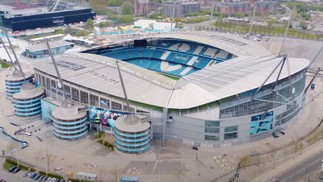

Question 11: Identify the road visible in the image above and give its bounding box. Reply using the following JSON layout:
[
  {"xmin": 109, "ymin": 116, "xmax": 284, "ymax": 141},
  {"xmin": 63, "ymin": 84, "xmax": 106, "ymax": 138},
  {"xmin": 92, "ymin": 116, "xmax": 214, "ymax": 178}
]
[{"xmin": 274, "ymin": 151, "xmax": 323, "ymax": 182}]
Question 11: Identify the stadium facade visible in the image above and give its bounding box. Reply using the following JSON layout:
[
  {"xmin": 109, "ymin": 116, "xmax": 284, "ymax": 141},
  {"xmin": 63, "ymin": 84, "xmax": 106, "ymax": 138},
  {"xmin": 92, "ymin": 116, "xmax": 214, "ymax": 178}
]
[
  {"xmin": 33, "ymin": 32, "xmax": 309, "ymax": 147},
  {"xmin": 0, "ymin": 1, "xmax": 95, "ymax": 31}
]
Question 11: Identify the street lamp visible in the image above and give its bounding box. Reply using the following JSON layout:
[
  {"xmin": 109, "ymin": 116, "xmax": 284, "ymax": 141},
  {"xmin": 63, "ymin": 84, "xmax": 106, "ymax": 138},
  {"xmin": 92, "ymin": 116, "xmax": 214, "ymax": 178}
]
[
  {"xmin": 192, "ymin": 145, "xmax": 200, "ymax": 175},
  {"xmin": 192, "ymin": 145, "xmax": 198, "ymax": 161}
]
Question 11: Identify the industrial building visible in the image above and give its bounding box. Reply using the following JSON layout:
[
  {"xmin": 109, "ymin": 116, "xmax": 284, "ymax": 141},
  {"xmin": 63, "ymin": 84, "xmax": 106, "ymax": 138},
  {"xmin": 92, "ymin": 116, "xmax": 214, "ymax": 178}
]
[{"xmin": 0, "ymin": 0, "xmax": 96, "ymax": 31}]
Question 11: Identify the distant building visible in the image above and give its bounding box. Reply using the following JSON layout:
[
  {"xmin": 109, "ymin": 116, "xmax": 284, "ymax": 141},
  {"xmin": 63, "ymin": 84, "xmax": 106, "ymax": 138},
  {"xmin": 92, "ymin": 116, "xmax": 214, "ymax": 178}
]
[
  {"xmin": 212, "ymin": 1, "xmax": 276, "ymax": 16},
  {"xmin": 255, "ymin": 1, "xmax": 277, "ymax": 15},
  {"xmin": 134, "ymin": 19, "xmax": 176, "ymax": 32},
  {"xmin": 0, "ymin": 1, "xmax": 95, "ymax": 31},
  {"xmin": 22, "ymin": 40, "xmax": 74, "ymax": 59},
  {"xmin": 134, "ymin": 0, "xmax": 150, "ymax": 16},
  {"xmin": 163, "ymin": 1, "xmax": 200, "ymax": 18},
  {"xmin": 213, "ymin": 2, "xmax": 249, "ymax": 15}
]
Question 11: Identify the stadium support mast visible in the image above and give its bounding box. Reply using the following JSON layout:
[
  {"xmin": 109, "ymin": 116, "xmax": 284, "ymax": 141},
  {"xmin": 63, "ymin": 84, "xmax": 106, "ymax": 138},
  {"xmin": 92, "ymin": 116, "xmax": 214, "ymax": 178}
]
[
  {"xmin": 0, "ymin": 37, "xmax": 17, "ymax": 71},
  {"xmin": 278, "ymin": 10, "xmax": 292, "ymax": 56},
  {"xmin": 5, "ymin": 33, "xmax": 25, "ymax": 80},
  {"xmin": 116, "ymin": 61, "xmax": 131, "ymax": 113},
  {"xmin": 251, "ymin": 55, "xmax": 293, "ymax": 106},
  {"xmin": 46, "ymin": 41, "xmax": 67, "ymax": 99}
]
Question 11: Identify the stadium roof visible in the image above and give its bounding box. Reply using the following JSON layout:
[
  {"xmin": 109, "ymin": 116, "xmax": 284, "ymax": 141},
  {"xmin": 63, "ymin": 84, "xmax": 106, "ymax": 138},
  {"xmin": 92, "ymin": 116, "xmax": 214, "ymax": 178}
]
[
  {"xmin": 33, "ymin": 32, "xmax": 309, "ymax": 109},
  {"xmin": 149, "ymin": 31, "xmax": 271, "ymax": 57},
  {"xmin": 25, "ymin": 40, "xmax": 74, "ymax": 52}
]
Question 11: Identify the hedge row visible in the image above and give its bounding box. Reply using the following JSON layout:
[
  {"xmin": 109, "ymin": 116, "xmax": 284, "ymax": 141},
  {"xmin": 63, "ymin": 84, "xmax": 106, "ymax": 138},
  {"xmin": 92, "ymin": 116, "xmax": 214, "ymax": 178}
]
[
  {"xmin": 3, "ymin": 158, "xmax": 36, "ymax": 172},
  {"xmin": 67, "ymin": 178, "xmax": 96, "ymax": 182},
  {"xmin": 39, "ymin": 170, "xmax": 64, "ymax": 179}
]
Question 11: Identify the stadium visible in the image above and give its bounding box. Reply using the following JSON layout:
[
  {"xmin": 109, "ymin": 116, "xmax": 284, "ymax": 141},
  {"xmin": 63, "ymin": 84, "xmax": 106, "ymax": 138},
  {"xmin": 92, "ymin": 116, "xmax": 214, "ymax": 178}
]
[{"xmin": 33, "ymin": 31, "xmax": 309, "ymax": 147}]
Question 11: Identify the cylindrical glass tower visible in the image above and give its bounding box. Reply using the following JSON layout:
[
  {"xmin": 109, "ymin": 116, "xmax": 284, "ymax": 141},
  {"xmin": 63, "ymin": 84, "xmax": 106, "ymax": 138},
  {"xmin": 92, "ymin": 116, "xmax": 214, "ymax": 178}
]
[
  {"xmin": 5, "ymin": 70, "xmax": 33, "ymax": 97},
  {"xmin": 114, "ymin": 115, "xmax": 151, "ymax": 154},
  {"xmin": 12, "ymin": 82, "xmax": 45, "ymax": 117},
  {"xmin": 51, "ymin": 101, "xmax": 88, "ymax": 140}
]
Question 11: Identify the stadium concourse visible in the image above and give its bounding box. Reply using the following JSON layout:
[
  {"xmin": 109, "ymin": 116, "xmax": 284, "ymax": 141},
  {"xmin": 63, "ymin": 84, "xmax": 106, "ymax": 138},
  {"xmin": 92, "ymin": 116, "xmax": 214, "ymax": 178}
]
[{"xmin": 1, "ymin": 32, "xmax": 321, "ymax": 182}]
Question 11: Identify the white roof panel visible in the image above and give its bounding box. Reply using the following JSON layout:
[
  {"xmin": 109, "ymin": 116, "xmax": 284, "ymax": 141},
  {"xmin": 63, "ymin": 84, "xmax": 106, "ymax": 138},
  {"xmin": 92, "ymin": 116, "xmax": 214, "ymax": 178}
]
[{"xmin": 33, "ymin": 33, "xmax": 309, "ymax": 109}]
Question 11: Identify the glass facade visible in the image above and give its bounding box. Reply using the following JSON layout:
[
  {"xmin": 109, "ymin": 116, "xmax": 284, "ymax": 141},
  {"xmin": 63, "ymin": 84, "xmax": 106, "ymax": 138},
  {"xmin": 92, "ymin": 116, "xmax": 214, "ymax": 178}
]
[
  {"xmin": 224, "ymin": 125, "xmax": 238, "ymax": 140},
  {"xmin": 13, "ymin": 92, "xmax": 45, "ymax": 117},
  {"xmin": 220, "ymin": 71, "xmax": 305, "ymax": 119},
  {"xmin": 5, "ymin": 76, "xmax": 33, "ymax": 97},
  {"xmin": 52, "ymin": 114, "xmax": 88, "ymax": 140},
  {"xmin": 204, "ymin": 121, "xmax": 220, "ymax": 141},
  {"xmin": 114, "ymin": 127, "xmax": 151, "ymax": 154}
]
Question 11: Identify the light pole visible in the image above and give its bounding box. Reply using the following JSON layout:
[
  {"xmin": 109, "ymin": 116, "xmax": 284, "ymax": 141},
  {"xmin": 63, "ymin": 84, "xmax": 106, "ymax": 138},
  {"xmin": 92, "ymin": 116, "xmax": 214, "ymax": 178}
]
[
  {"xmin": 192, "ymin": 145, "xmax": 200, "ymax": 176},
  {"xmin": 248, "ymin": 2, "xmax": 257, "ymax": 38}
]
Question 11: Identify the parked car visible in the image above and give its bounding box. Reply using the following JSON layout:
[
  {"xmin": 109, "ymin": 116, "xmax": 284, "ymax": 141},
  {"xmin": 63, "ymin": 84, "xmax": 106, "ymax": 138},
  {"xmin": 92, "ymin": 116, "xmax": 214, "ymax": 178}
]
[
  {"xmin": 9, "ymin": 166, "xmax": 17, "ymax": 173},
  {"xmin": 38, "ymin": 175, "xmax": 45, "ymax": 182},
  {"xmin": 31, "ymin": 173, "xmax": 38, "ymax": 179},
  {"xmin": 23, "ymin": 171, "xmax": 29, "ymax": 177},
  {"xmin": 33, "ymin": 174, "xmax": 41, "ymax": 180},
  {"xmin": 12, "ymin": 167, "xmax": 21, "ymax": 174},
  {"xmin": 41, "ymin": 176, "xmax": 48, "ymax": 182}
]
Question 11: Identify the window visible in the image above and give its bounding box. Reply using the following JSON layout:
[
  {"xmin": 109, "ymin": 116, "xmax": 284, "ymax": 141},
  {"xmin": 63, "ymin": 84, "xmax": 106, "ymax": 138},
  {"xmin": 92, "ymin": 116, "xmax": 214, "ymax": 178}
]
[
  {"xmin": 90, "ymin": 94, "xmax": 99, "ymax": 106},
  {"xmin": 205, "ymin": 135, "xmax": 219, "ymax": 141},
  {"xmin": 123, "ymin": 105, "xmax": 135, "ymax": 112},
  {"xmin": 224, "ymin": 125, "xmax": 238, "ymax": 140},
  {"xmin": 111, "ymin": 101, "xmax": 122, "ymax": 110},
  {"xmin": 41, "ymin": 76, "xmax": 45, "ymax": 88},
  {"xmin": 205, "ymin": 128, "xmax": 219, "ymax": 133},
  {"xmin": 71, "ymin": 88, "xmax": 79, "ymax": 102},
  {"xmin": 100, "ymin": 98, "xmax": 110, "ymax": 109},
  {"xmin": 46, "ymin": 78, "xmax": 50, "ymax": 90},
  {"xmin": 64, "ymin": 85, "xmax": 71, "ymax": 99},
  {"xmin": 224, "ymin": 126, "xmax": 238, "ymax": 133},
  {"xmin": 80, "ymin": 91, "xmax": 89, "ymax": 104},
  {"xmin": 224, "ymin": 133, "xmax": 237, "ymax": 140},
  {"xmin": 205, "ymin": 121, "xmax": 220, "ymax": 127},
  {"xmin": 51, "ymin": 80, "xmax": 56, "ymax": 93}
]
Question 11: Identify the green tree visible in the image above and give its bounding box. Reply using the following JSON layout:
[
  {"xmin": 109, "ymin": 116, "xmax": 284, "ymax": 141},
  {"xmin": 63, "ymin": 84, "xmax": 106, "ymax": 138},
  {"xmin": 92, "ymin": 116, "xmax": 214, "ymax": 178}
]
[
  {"xmin": 98, "ymin": 21, "xmax": 109, "ymax": 27},
  {"xmin": 107, "ymin": 0, "xmax": 123, "ymax": 6},
  {"xmin": 117, "ymin": 15, "xmax": 133, "ymax": 24},
  {"xmin": 266, "ymin": 18, "xmax": 276, "ymax": 27},
  {"xmin": 75, "ymin": 30, "xmax": 90, "ymax": 37},
  {"xmin": 85, "ymin": 18, "xmax": 93, "ymax": 30},
  {"xmin": 121, "ymin": 1, "xmax": 133, "ymax": 15},
  {"xmin": 299, "ymin": 20, "xmax": 307, "ymax": 29}
]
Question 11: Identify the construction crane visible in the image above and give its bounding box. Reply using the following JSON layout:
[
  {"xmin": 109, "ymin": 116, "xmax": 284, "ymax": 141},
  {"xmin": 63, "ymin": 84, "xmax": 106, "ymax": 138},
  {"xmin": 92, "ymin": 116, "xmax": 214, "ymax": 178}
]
[{"xmin": 49, "ymin": 0, "xmax": 61, "ymax": 12}]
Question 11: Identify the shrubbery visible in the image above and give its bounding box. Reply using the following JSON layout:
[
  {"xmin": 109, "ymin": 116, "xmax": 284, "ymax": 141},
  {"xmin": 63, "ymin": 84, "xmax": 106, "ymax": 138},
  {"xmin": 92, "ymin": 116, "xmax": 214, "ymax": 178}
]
[
  {"xmin": 39, "ymin": 171, "xmax": 64, "ymax": 179},
  {"xmin": 3, "ymin": 158, "xmax": 36, "ymax": 172}
]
